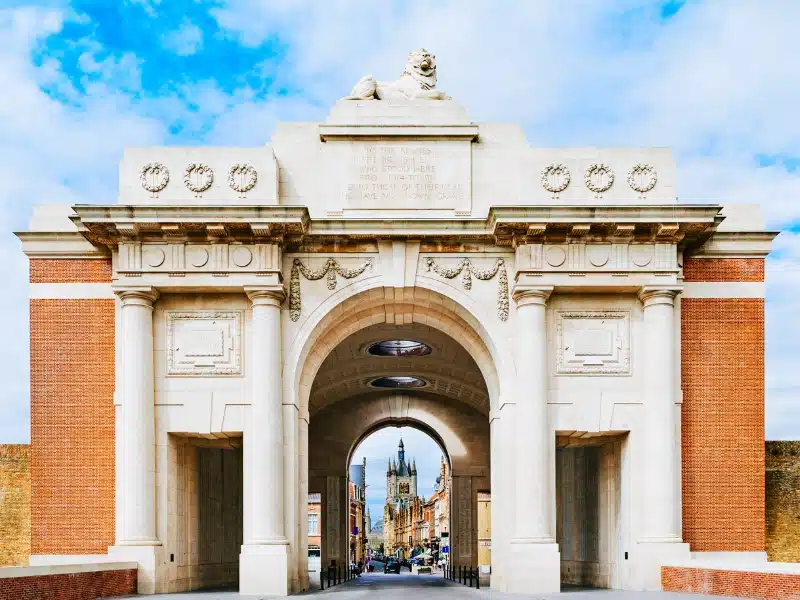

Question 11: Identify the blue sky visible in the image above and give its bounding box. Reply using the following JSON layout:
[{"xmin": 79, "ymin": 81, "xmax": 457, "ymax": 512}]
[{"xmin": 1, "ymin": 0, "xmax": 799, "ymax": 466}]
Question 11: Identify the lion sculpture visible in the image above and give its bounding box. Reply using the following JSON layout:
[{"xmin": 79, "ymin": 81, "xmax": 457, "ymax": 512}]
[{"xmin": 344, "ymin": 49, "xmax": 450, "ymax": 101}]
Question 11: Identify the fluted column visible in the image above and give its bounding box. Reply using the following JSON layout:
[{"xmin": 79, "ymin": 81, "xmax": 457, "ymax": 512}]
[
  {"xmin": 245, "ymin": 286, "xmax": 287, "ymax": 545},
  {"xmin": 511, "ymin": 285, "xmax": 554, "ymax": 543},
  {"xmin": 116, "ymin": 286, "xmax": 160, "ymax": 546},
  {"xmin": 638, "ymin": 286, "xmax": 682, "ymax": 542}
]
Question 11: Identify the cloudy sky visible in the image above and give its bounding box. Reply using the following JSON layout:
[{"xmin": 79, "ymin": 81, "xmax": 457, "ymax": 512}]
[
  {"xmin": 351, "ymin": 427, "xmax": 444, "ymax": 524},
  {"xmin": 0, "ymin": 0, "xmax": 799, "ymax": 447}
]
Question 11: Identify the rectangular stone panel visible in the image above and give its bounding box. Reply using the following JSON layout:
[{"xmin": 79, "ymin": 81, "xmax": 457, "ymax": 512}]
[
  {"xmin": 555, "ymin": 310, "xmax": 630, "ymax": 375},
  {"xmin": 166, "ymin": 311, "xmax": 243, "ymax": 376},
  {"xmin": 325, "ymin": 140, "xmax": 471, "ymax": 211}
]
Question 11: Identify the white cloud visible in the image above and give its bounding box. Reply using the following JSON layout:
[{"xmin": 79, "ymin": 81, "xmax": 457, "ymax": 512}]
[
  {"xmin": 2, "ymin": 1, "xmax": 800, "ymax": 442},
  {"xmin": 163, "ymin": 19, "xmax": 203, "ymax": 56}
]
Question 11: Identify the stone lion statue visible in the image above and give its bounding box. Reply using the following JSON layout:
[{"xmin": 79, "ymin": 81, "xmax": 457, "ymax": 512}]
[{"xmin": 344, "ymin": 49, "xmax": 451, "ymax": 101}]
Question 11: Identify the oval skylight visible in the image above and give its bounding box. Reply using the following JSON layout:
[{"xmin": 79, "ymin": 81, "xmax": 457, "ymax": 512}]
[
  {"xmin": 367, "ymin": 340, "xmax": 432, "ymax": 357},
  {"xmin": 370, "ymin": 376, "xmax": 428, "ymax": 389}
]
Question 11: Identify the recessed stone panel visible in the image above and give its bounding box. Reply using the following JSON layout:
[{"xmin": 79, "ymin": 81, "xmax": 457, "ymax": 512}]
[
  {"xmin": 555, "ymin": 310, "xmax": 630, "ymax": 375},
  {"xmin": 166, "ymin": 311, "xmax": 243, "ymax": 376}
]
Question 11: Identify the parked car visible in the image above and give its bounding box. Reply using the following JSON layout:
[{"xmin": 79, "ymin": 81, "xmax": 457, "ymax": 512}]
[{"xmin": 385, "ymin": 560, "xmax": 401, "ymax": 574}]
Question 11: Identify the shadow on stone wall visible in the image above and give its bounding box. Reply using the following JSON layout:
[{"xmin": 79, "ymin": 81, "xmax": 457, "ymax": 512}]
[{"xmin": 766, "ymin": 441, "xmax": 800, "ymax": 562}]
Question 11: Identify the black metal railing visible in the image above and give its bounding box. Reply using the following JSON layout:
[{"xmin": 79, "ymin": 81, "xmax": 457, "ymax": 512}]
[
  {"xmin": 444, "ymin": 564, "xmax": 480, "ymax": 589},
  {"xmin": 319, "ymin": 564, "xmax": 361, "ymax": 590}
]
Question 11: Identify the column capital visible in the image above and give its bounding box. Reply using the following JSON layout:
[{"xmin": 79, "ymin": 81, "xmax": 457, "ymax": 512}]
[
  {"xmin": 113, "ymin": 285, "xmax": 159, "ymax": 307},
  {"xmin": 638, "ymin": 286, "xmax": 682, "ymax": 308},
  {"xmin": 245, "ymin": 285, "xmax": 286, "ymax": 306},
  {"xmin": 512, "ymin": 284, "xmax": 553, "ymax": 307}
]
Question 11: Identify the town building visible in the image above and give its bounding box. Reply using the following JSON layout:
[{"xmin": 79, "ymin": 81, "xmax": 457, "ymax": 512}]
[
  {"xmin": 15, "ymin": 48, "xmax": 780, "ymax": 596},
  {"xmin": 383, "ymin": 440, "xmax": 450, "ymax": 560},
  {"xmin": 348, "ymin": 459, "xmax": 367, "ymax": 565}
]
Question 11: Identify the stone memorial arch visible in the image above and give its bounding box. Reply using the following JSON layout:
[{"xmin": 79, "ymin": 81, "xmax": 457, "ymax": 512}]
[{"xmin": 18, "ymin": 48, "xmax": 775, "ymax": 596}]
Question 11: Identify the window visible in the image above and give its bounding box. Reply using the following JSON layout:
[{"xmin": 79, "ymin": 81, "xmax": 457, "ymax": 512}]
[
  {"xmin": 308, "ymin": 514, "xmax": 319, "ymax": 535},
  {"xmin": 370, "ymin": 376, "xmax": 427, "ymax": 389},
  {"xmin": 367, "ymin": 340, "xmax": 432, "ymax": 357}
]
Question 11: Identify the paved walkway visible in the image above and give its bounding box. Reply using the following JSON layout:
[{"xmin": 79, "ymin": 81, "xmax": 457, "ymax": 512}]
[{"xmin": 146, "ymin": 571, "xmax": 744, "ymax": 599}]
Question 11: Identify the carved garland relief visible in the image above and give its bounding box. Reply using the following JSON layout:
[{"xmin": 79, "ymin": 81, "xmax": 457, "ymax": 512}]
[
  {"xmin": 627, "ymin": 163, "xmax": 658, "ymax": 193},
  {"xmin": 184, "ymin": 163, "xmax": 214, "ymax": 197},
  {"xmin": 584, "ymin": 163, "xmax": 615, "ymax": 194},
  {"xmin": 424, "ymin": 257, "xmax": 509, "ymax": 321},
  {"xmin": 289, "ymin": 258, "xmax": 374, "ymax": 322},
  {"xmin": 139, "ymin": 162, "xmax": 260, "ymax": 195}
]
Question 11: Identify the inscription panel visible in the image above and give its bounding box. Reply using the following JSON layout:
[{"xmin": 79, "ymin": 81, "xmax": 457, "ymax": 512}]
[
  {"xmin": 556, "ymin": 310, "xmax": 630, "ymax": 375},
  {"xmin": 166, "ymin": 311, "xmax": 243, "ymax": 376},
  {"xmin": 336, "ymin": 140, "xmax": 470, "ymax": 210}
]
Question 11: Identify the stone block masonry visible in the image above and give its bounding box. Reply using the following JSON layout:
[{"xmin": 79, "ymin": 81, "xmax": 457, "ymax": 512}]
[
  {"xmin": 29, "ymin": 259, "xmax": 115, "ymax": 554},
  {"xmin": 681, "ymin": 258, "xmax": 766, "ymax": 552},
  {"xmin": 0, "ymin": 445, "xmax": 30, "ymax": 566}
]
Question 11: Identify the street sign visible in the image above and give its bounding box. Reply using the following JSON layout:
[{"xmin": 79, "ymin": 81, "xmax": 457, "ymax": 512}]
[{"xmin": 442, "ymin": 546, "xmax": 449, "ymax": 553}]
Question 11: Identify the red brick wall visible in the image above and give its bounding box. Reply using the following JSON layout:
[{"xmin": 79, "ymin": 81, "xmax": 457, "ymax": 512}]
[
  {"xmin": 662, "ymin": 566, "xmax": 800, "ymax": 600},
  {"xmin": 29, "ymin": 259, "xmax": 115, "ymax": 554},
  {"xmin": 0, "ymin": 568, "xmax": 136, "ymax": 600},
  {"xmin": 683, "ymin": 257, "xmax": 764, "ymax": 282},
  {"xmin": 681, "ymin": 258, "xmax": 766, "ymax": 552},
  {"xmin": 30, "ymin": 259, "xmax": 112, "ymax": 283}
]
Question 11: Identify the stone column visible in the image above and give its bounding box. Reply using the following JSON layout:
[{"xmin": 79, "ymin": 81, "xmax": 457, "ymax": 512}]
[
  {"xmin": 507, "ymin": 285, "xmax": 560, "ymax": 594},
  {"xmin": 240, "ymin": 286, "xmax": 289, "ymax": 596},
  {"xmin": 636, "ymin": 286, "xmax": 689, "ymax": 589},
  {"xmin": 108, "ymin": 286, "xmax": 163, "ymax": 594}
]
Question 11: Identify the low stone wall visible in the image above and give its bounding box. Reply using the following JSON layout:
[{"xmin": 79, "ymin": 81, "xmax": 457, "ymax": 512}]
[
  {"xmin": 662, "ymin": 565, "xmax": 800, "ymax": 599},
  {"xmin": 0, "ymin": 563, "xmax": 137, "ymax": 600},
  {"xmin": 0, "ymin": 445, "xmax": 30, "ymax": 566},
  {"xmin": 766, "ymin": 441, "xmax": 800, "ymax": 562}
]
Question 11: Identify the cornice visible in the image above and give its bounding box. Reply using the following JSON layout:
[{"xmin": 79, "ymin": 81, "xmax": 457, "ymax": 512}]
[
  {"xmin": 14, "ymin": 231, "xmax": 110, "ymax": 259},
  {"xmin": 685, "ymin": 231, "xmax": 779, "ymax": 259},
  {"xmin": 55, "ymin": 202, "xmax": 734, "ymax": 251}
]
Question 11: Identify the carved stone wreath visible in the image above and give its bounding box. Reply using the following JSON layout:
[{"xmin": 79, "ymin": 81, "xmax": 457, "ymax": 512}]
[
  {"xmin": 140, "ymin": 162, "xmax": 170, "ymax": 196},
  {"xmin": 289, "ymin": 257, "xmax": 373, "ymax": 322},
  {"xmin": 584, "ymin": 163, "xmax": 615, "ymax": 193},
  {"xmin": 425, "ymin": 257, "xmax": 509, "ymax": 321},
  {"xmin": 540, "ymin": 163, "xmax": 571, "ymax": 194},
  {"xmin": 184, "ymin": 163, "xmax": 214, "ymax": 196},
  {"xmin": 626, "ymin": 163, "xmax": 658, "ymax": 193},
  {"xmin": 228, "ymin": 163, "xmax": 258, "ymax": 196}
]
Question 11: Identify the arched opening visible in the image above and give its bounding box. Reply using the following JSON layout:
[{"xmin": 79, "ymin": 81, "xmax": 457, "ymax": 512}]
[
  {"xmin": 348, "ymin": 426, "xmax": 451, "ymax": 573},
  {"xmin": 296, "ymin": 285, "xmax": 499, "ymax": 591}
]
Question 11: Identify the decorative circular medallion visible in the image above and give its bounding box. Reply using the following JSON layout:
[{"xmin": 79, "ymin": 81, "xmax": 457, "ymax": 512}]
[
  {"xmin": 144, "ymin": 247, "xmax": 165, "ymax": 268},
  {"xmin": 228, "ymin": 163, "xmax": 258, "ymax": 194},
  {"xmin": 630, "ymin": 245, "xmax": 654, "ymax": 267},
  {"xmin": 231, "ymin": 246, "xmax": 253, "ymax": 268},
  {"xmin": 184, "ymin": 163, "xmax": 214, "ymax": 194},
  {"xmin": 188, "ymin": 247, "xmax": 209, "ymax": 268},
  {"xmin": 627, "ymin": 163, "xmax": 658, "ymax": 193},
  {"xmin": 545, "ymin": 246, "xmax": 567, "ymax": 267},
  {"xmin": 587, "ymin": 245, "xmax": 610, "ymax": 267},
  {"xmin": 140, "ymin": 163, "xmax": 170, "ymax": 194},
  {"xmin": 540, "ymin": 163, "xmax": 571, "ymax": 193},
  {"xmin": 584, "ymin": 163, "xmax": 615, "ymax": 193}
]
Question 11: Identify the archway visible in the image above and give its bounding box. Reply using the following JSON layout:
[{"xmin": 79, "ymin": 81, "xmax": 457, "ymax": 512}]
[
  {"xmin": 348, "ymin": 425, "xmax": 451, "ymax": 574},
  {"xmin": 293, "ymin": 285, "xmax": 500, "ymax": 591}
]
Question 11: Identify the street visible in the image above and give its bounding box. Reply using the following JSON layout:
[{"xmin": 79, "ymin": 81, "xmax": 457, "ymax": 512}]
[{"xmin": 143, "ymin": 571, "xmax": 746, "ymax": 599}]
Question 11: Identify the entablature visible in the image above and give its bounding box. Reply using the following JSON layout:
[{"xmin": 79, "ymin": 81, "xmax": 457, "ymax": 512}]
[{"xmin": 66, "ymin": 203, "xmax": 723, "ymax": 250}]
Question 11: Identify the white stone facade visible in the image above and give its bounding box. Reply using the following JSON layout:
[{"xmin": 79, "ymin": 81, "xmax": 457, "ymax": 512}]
[{"xmin": 18, "ymin": 76, "xmax": 777, "ymax": 596}]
